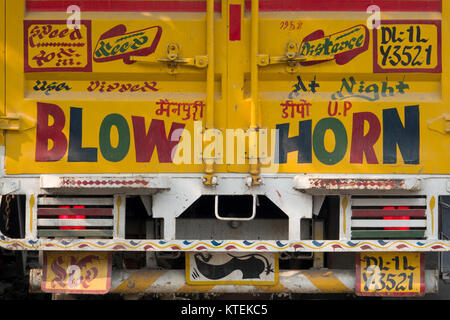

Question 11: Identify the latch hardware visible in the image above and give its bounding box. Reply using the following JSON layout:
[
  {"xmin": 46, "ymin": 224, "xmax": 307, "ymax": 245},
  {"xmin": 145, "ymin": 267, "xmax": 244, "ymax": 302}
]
[
  {"xmin": 130, "ymin": 43, "xmax": 208, "ymax": 74},
  {"xmin": 257, "ymin": 41, "xmax": 334, "ymax": 73},
  {"xmin": 0, "ymin": 116, "xmax": 21, "ymax": 131}
]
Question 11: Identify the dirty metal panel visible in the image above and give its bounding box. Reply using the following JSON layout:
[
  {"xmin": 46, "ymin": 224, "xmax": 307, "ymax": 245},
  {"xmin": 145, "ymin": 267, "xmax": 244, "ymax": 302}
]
[
  {"xmin": 176, "ymin": 218, "xmax": 288, "ymax": 240},
  {"xmin": 186, "ymin": 252, "xmax": 278, "ymax": 285},
  {"xmin": 40, "ymin": 175, "xmax": 170, "ymax": 190},
  {"xmin": 294, "ymin": 177, "xmax": 422, "ymax": 191},
  {"xmin": 3, "ymin": 0, "xmax": 449, "ymax": 176}
]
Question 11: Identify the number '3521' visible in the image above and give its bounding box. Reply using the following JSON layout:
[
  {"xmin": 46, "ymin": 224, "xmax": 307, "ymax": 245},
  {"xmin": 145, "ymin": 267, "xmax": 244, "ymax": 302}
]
[
  {"xmin": 379, "ymin": 44, "xmax": 433, "ymax": 67},
  {"xmin": 363, "ymin": 272, "xmax": 414, "ymax": 291}
]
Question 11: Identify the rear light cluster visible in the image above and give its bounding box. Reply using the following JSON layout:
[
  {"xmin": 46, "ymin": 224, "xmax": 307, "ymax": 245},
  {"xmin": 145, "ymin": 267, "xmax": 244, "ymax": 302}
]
[
  {"xmin": 37, "ymin": 195, "xmax": 115, "ymax": 238},
  {"xmin": 58, "ymin": 205, "xmax": 86, "ymax": 230},
  {"xmin": 383, "ymin": 206, "xmax": 410, "ymax": 230},
  {"xmin": 350, "ymin": 196, "xmax": 427, "ymax": 240}
]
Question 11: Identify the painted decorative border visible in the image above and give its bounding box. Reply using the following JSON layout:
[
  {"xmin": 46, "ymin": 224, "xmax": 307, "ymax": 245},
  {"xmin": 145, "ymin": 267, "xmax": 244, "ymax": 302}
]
[{"xmin": 1, "ymin": 235, "xmax": 449, "ymax": 252}]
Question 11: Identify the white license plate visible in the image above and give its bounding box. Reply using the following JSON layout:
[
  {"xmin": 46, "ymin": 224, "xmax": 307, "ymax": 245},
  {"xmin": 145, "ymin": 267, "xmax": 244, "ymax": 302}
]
[{"xmin": 186, "ymin": 252, "xmax": 278, "ymax": 285}]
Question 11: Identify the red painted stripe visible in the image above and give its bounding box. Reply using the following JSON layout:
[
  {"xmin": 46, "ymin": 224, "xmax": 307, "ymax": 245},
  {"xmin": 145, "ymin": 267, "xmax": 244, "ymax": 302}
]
[
  {"xmin": 26, "ymin": 0, "xmax": 441, "ymax": 12},
  {"xmin": 27, "ymin": 1, "xmax": 222, "ymax": 12},
  {"xmin": 251, "ymin": 0, "xmax": 441, "ymax": 12},
  {"xmin": 38, "ymin": 208, "xmax": 113, "ymax": 217},
  {"xmin": 229, "ymin": 4, "xmax": 241, "ymax": 41},
  {"xmin": 352, "ymin": 209, "xmax": 426, "ymax": 218}
]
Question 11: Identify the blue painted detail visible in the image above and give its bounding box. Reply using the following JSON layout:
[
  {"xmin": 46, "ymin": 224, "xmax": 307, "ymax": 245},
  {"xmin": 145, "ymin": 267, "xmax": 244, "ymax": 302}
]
[
  {"xmin": 276, "ymin": 241, "xmax": 288, "ymax": 247},
  {"xmin": 211, "ymin": 240, "xmax": 224, "ymax": 246},
  {"xmin": 346, "ymin": 241, "xmax": 360, "ymax": 247},
  {"xmin": 312, "ymin": 240, "xmax": 324, "ymax": 247}
]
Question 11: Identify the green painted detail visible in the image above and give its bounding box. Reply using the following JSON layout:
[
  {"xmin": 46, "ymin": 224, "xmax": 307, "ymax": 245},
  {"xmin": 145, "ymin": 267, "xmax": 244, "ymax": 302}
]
[
  {"xmin": 313, "ymin": 117, "xmax": 348, "ymax": 165},
  {"xmin": 351, "ymin": 230, "xmax": 425, "ymax": 239},
  {"xmin": 99, "ymin": 113, "xmax": 130, "ymax": 162},
  {"xmin": 38, "ymin": 229, "xmax": 113, "ymax": 238}
]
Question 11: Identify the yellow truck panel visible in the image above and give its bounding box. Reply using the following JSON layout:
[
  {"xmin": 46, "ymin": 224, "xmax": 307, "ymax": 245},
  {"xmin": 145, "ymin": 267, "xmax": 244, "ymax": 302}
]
[
  {"xmin": 1, "ymin": 0, "xmax": 450, "ymax": 298},
  {"xmin": 3, "ymin": 0, "xmax": 449, "ymax": 176},
  {"xmin": 0, "ymin": 0, "xmax": 5, "ymax": 147}
]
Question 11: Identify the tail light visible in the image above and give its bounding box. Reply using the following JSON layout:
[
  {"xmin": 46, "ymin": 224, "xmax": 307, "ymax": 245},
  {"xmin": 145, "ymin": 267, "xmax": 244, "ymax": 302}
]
[
  {"xmin": 383, "ymin": 206, "xmax": 410, "ymax": 230},
  {"xmin": 59, "ymin": 206, "xmax": 86, "ymax": 230}
]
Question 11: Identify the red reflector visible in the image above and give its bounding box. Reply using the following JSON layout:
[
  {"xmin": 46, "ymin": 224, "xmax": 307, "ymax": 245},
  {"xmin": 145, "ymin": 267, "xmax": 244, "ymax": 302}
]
[
  {"xmin": 58, "ymin": 205, "xmax": 86, "ymax": 230},
  {"xmin": 383, "ymin": 206, "xmax": 410, "ymax": 230}
]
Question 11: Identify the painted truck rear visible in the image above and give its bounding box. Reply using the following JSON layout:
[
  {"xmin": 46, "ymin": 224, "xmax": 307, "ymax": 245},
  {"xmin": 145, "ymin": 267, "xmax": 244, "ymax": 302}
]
[{"xmin": 0, "ymin": 0, "xmax": 449, "ymax": 297}]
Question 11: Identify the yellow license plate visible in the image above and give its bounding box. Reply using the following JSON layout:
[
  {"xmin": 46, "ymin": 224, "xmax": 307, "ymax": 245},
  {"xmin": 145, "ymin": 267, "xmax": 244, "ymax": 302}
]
[
  {"xmin": 186, "ymin": 252, "xmax": 278, "ymax": 285},
  {"xmin": 356, "ymin": 252, "xmax": 424, "ymax": 296},
  {"xmin": 42, "ymin": 251, "xmax": 112, "ymax": 294}
]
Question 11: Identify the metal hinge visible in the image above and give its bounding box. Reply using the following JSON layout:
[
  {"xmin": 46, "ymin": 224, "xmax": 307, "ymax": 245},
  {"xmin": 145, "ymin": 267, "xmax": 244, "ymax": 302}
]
[
  {"xmin": 257, "ymin": 41, "xmax": 334, "ymax": 73},
  {"xmin": 130, "ymin": 43, "xmax": 208, "ymax": 74}
]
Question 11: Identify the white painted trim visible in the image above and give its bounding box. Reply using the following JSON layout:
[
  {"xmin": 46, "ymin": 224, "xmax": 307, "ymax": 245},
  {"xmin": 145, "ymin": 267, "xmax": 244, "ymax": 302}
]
[
  {"xmin": 351, "ymin": 198, "xmax": 426, "ymax": 206},
  {"xmin": 37, "ymin": 219, "xmax": 113, "ymax": 227},
  {"xmin": 37, "ymin": 197, "xmax": 114, "ymax": 206},
  {"xmin": 351, "ymin": 219, "xmax": 426, "ymax": 228}
]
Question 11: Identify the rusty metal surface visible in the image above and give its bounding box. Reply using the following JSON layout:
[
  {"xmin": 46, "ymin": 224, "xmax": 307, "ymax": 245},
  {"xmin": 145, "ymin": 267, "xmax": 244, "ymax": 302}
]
[
  {"xmin": 294, "ymin": 176, "xmax": 422, "ymax": 192},
  {"xmin": 29, "ymin": 268, "xmax": 439, "ymax": 295}
]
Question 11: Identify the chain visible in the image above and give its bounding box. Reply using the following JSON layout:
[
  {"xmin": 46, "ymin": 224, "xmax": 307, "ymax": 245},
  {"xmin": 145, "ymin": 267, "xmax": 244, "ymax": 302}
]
[{"xmin": 4, "ymin": 194, "xmax": 12, "ymax": 232}]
